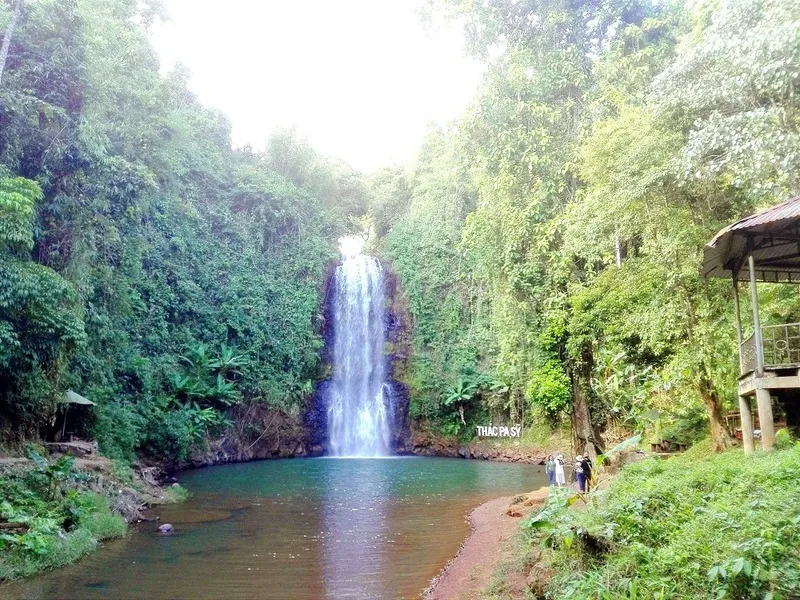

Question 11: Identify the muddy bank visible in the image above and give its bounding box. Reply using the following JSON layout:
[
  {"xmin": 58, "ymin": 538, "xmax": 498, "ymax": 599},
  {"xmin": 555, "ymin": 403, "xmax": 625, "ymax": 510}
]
[{"xmin": 426, "ymin": 487, "xmax": 549, "ymax": 600}]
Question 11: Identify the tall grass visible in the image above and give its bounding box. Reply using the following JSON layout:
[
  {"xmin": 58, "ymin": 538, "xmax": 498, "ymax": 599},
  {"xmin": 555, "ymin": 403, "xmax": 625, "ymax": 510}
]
[{"xmin": 529, "ymin": 443, "xmax": 800, "ymax": 599}]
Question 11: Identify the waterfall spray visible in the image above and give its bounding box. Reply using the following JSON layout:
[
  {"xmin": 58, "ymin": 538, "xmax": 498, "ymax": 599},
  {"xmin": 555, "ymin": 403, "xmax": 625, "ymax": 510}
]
[{"xmin": 327, "ymin": 252, "xmax": 392, "ymax": 457}]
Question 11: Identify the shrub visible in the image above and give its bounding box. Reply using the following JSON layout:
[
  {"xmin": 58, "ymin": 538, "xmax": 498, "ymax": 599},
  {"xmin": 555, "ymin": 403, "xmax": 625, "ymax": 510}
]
[
  {"xmin": 161, "ymin": 483, "xmax": 189, "ymax": 504},
  {"xmin": 91, "ymin": 400, "xmax": 144, "ymax": 462},
  {"xmin": 0, "ymin": 483, "xmax": 126, "ymax": 581},
  {"xmin": 140, "ymin": 407, "xmax": 197, "ymax": 462},
  {"xmin": 528, "ymin": 445, "xmax": 800, "ymax": 599}
]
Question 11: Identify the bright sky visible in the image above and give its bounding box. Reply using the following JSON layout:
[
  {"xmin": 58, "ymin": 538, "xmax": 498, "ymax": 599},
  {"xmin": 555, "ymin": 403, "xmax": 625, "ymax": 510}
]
[{"xmin": 150, "ymin": 0, "xmax": 484, "ymax": 172}]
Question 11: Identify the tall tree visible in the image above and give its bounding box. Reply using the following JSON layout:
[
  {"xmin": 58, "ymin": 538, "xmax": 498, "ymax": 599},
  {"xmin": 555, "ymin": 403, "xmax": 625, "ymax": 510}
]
[{"xmin": 0, "ymin": 0, "xmax": 21, "ymax": 87}]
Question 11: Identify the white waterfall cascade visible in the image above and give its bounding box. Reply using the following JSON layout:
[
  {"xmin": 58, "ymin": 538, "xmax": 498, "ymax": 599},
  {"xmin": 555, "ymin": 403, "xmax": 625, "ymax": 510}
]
[{"xmin": 327, "ymin": 252, "xmax": 392, "ymax": 457}]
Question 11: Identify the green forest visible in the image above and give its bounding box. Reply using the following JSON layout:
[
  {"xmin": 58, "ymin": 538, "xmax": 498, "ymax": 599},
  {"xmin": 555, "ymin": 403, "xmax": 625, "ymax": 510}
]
[
  {"xmin": 0, "ymin": 0, "xmax": 369, "ymax": 462},
  {"xmin": 375, "ymin": 0, "xmax": 799, "ymax": 455},
  {"xmin": 2, "ymin": 0, "xmax": 800, "ymax": 595},
  {"xmin": 2, "ymin": 0, "xmax": 800, "ymax": 460}
]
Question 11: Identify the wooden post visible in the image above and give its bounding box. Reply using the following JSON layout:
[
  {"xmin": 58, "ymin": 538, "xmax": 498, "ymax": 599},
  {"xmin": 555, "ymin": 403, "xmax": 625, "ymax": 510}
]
[
  {"xmin": 60, "ymin": 404, "xmax": 68, "ymax": 442},
  {"xmin": 738, "ymin": 395, "xmax": 755, "ymax": 455},
  {"xmin": 748, "ymin": 255, "xmax": 775, "ymax": 450},
  {"xmin": 748, "ymin": 255, "xmax": 765, "ymax": 375},
  {"xmin": 732, "ymin": 277, "xmax": 744, "ymax": 371},
  {"xmin": 733, "ymin": 275, "xmax": 755, "ymax": 454}
]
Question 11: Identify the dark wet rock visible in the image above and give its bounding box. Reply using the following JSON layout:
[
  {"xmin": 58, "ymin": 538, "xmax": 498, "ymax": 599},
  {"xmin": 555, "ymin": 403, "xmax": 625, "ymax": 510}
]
[
  {"xmin": 383, "ymin": 267, "xmax": 412, "ymax": 453},
  {"xmin": 305, "ymin": 379, "xmax": 330, "ymax": 452}
]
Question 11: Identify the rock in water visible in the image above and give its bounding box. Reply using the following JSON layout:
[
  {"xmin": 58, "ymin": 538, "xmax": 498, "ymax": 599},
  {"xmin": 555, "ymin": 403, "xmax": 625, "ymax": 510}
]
[{"xmin": 158, "ymin": 523, "xmax": 174, "ymax": 534}]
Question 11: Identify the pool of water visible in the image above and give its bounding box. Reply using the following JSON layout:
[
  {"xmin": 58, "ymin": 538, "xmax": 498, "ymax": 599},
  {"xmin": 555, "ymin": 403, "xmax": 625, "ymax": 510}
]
[{"xmin": 6, "ymin": 457, "xmax": 545, "ymax": 599}]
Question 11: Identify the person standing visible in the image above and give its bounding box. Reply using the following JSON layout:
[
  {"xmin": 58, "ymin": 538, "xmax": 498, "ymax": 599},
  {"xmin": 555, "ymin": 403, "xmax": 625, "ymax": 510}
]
[
  {"xmin": 575, "ymin": 455, "xmax": 585, "ymax": 492},
  {"xmin": 545, "ymin": 455, "xmax": 555, "ymax": 486},
  {"xmin": 555, "ymin": 454, "xmax": 566, "ymax": 487},
  {"xmin": 580, "ymin": 455, "xmax": 593, "ymax": 492}
]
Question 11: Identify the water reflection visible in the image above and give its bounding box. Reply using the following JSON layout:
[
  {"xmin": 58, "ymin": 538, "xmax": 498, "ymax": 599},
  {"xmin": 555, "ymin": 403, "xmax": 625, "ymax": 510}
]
[
  {"xmin": 3, "ymin": 457, "xmax": 547, "ymax": 600},
  {"xmin": 322, "ymin": 459, "xmax": 390, "ymax": 598}
]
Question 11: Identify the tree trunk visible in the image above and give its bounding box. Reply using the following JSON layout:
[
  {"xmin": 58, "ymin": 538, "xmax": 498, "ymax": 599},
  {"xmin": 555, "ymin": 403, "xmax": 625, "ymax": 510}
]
[
  {"xmin": 699, "ymin": 374, "xmax": 732, "ymax": 452},
  {"xmin": 570, "ymin": 344, "xmax": 605, "ymax": 460},
  {"xmin": 0, "ymin": 0, "xmax": 22, "ymax": 89}
]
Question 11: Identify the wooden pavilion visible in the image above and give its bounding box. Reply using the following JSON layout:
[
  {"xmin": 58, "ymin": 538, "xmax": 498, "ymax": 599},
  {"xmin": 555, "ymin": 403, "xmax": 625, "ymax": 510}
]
[{"xmin": 702, "ymin": 196, "xmax": 800, "ymax": 453}]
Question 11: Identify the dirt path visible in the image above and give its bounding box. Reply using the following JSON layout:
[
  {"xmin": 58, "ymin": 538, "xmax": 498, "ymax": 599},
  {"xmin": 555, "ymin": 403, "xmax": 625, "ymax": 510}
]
[{"xmin": 426, "ymin": 488, "xmax": 549, "ymax": 600}]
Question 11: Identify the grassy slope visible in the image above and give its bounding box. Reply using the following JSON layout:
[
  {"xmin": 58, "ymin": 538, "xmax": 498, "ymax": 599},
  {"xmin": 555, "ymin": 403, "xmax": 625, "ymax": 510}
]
[
  {"xmin": 486, "ymin": 441, "xmax": 800, "ymax": 599},
  {"xmin": 0, "ymin": 492, "xmax": 126, "ymax": 581}
]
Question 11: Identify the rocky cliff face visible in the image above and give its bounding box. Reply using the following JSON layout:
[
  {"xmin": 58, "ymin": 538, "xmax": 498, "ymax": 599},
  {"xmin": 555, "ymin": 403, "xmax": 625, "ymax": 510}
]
[
  {"xmin": 304, "ymin": 260, "xmax": 337, "ymax": 455},
  {"xmin": 383, "ymin": 266, "xmax": 412, "ymax": 453},
  {"xmin": 185, "ymin": 403, "xmax": 321, "ymax": 469},
  {"xmin": 186, "ymin": 258, "xmax": 544, "ymax": 469}
]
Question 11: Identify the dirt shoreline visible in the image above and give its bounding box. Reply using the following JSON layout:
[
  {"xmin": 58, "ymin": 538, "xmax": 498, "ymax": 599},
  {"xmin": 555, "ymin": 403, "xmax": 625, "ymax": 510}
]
[{"xmin": 425, "ymin": 487, "xmax": 549, "ymax": 600}]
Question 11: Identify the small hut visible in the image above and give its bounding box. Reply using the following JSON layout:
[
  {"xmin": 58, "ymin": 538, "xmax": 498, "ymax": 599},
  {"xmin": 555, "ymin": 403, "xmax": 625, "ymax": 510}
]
[
  {"xmin": 53, "ymin": 390, "xmax": 95, "ymax": 442},
  {"xmin": 702, "ymin": 196, "xmax": 800, "ymax": 452}
]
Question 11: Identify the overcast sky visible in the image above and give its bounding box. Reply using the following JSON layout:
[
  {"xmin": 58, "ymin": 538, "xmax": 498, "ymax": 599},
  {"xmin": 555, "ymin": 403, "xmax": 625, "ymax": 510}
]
[{"xmin": 150, "ymin": 0, "xmax": 484, "ymax": 172}]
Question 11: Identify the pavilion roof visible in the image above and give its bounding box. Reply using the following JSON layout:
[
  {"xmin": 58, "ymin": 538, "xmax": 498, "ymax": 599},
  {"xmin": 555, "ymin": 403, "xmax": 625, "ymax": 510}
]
[
  {"xmin": 702, "ymin": 196, "xmax": 800, "ymax": 282},
  {"xmin": 59, "ymin": 390, "xmax": 95, "ymax": 406}
]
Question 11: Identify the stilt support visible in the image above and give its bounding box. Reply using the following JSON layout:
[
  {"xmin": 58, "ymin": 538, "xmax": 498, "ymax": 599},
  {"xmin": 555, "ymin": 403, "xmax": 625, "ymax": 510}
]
[
  {"xmin": 738, "ymin": 395, "xmax": 755, "ymax": 454},
  {"xmin": 755, "ymin": 388, "xmax": 775, "ymax": 451}
]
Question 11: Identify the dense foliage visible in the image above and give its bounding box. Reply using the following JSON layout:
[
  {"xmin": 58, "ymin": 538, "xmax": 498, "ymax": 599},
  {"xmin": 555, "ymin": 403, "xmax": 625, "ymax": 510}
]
[
  {"xmin": 372, "ymin": 0, "xmax": 800, "ymax": 451},
  {"xmin": 524, "ymin": 443, "xmax": 800, "ymax": 599},
  {"xmin": 0, "ymin": 0, "xmax": 365, "ymax": 462},
  {"xmin": 0, "ymin": 454, "xmax": 127, "ymax": 580},
  {"xmin": 3, "ymin": 0, "xmax": 800, "ymax": 462}
]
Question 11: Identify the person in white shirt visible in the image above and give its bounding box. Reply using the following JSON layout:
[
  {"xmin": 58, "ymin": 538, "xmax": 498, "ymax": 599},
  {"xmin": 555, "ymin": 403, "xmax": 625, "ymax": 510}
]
[{"xmin": 555, "ymin": 454, "xmax": 566, "ymax": 487}]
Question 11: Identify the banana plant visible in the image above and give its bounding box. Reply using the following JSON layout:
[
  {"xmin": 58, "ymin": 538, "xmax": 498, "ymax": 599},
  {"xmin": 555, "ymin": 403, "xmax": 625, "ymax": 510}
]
[
  {"xmin": 28, "ymin": 451, "xmax": 75, "ymax": 501},
  {"xmin": 213, "ymin": 374, "xmax": 240, "ymax": 406},
  {"xmin": 442, "ymin": 379, "xmax": 479, "ymax": 426},
  {"xmin": 208, "ymin": 345, "xmax": 249, "ymax": 376},
  {"xmin": 178, "ymin": 343, "xmax": 211, "ymax": 372}
]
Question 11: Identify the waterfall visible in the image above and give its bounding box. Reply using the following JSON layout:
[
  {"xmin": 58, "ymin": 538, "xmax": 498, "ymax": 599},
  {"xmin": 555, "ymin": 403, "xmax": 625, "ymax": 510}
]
[{"xmin": 327, "ymin": 253, "xmax": 392, "ymax": 457}]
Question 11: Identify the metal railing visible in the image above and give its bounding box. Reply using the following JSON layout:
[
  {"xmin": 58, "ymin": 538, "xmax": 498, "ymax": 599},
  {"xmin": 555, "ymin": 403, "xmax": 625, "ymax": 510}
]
[{"xmin": 740, "ymin": 322, "xmax": 800, "ymax": 375}]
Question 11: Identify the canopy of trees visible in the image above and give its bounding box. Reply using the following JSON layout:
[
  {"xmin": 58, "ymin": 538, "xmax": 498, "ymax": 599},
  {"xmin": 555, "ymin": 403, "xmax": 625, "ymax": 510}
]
[
  {"xmin": 373, "ymin": 0, "xmax": 800, "ymax": 454},
  {"xmin": 2, "ymin": 0, "xmax": 798, "ymax": 462},
  {"xmin": 0, "ymin": 0, "xmax": 367, "ymax": 461}
]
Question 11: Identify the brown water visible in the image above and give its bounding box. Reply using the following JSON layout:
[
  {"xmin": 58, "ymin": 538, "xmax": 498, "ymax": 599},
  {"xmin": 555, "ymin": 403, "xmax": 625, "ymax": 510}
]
[{"xmin": 5, "ymin": 457, "xmax": 546, "ymax": 600}]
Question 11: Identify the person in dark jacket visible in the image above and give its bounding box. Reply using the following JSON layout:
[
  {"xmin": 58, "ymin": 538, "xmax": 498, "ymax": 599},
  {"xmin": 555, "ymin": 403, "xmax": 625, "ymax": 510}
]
[
  {"xmin": 574, "ymin": 455, "xmax": 585, "ymax": 492},
  {"xmin": 580, "ymin": 455, "xmax": 593, "ymax": 492}
]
